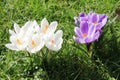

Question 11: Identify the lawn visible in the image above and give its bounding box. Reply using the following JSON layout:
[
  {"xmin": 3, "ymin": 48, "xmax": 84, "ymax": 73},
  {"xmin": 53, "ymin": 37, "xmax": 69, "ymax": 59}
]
[{"xmin": 0, "ymin": 0, "xmax": 120, "ymax": 80}]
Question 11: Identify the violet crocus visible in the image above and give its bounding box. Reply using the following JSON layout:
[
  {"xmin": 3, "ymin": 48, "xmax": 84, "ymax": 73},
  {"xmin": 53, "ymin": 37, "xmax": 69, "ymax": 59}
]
[{"xmin": 73, "ymin": 21, "xmax": 100, "ymax": 44}]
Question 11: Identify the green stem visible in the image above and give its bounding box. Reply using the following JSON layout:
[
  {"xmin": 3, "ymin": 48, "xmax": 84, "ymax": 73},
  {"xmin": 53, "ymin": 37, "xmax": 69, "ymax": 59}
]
[{"xmin": 87, "ymin": 43, "xmax": 93, "ymax": 57}]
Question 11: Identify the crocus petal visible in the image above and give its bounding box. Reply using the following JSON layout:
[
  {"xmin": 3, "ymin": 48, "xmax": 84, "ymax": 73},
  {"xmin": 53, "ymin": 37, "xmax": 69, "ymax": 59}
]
[
  {"xmin": 27, "ymin": 42, "xmax": 44, "ymax": 53},
  {"xmin": 100, "ymin": 14, "xmax": 108, "ymax": 27},
  {"xmin": 94, "ymin": 31, "xmax": 100, "ymax": 40},
  {"xmin": 96, "ymin": 22, "xmax": 102, "ymax": 30},
  {"xmin": 41, "ymin": 18, "xmax": 49, "ymax": 30},
  {"xmin": 33, "ymin": 20, "xmax": 40, "ymax": 33},
  {"xmin": 49, "ymin": 21, "xmax": 58, "ymax": 33},
  {"xmin": 53, "ymin": 38, "xmax": 63, "ymax": 51},
  {"xmin": 14, "ymin": 23, "xmax": 20, "ymax": 33},
  {"xmin": 74, "ymin": 27, "xmax": 82, "ymax": 38},
  {"xmin": 53, "ymin": 44, "xmax": 62, "ymax": 51},
  {"xmin": 74, "ymin": 17, "xmax": 79, "ymax": 26},
  {"xmin": 5, "ymin": 44, "xmax": 19, "ymax": 51},
  {"xmin": 55, "ymin": 30, "xmax": 63, "ymax": 40},
  {"xmin": 73, "ymin": 36, "xmax": 80, "ymax": 43},
  {"xmin": 79, "ymin": 17, "xmax": 88, "ymax": 21},
  {"xmin": 10, "ymin": 36, "xmax": 16, "ymax": 43},
  {"xmin": 88, "ymin": 24, "xmax": 96, "ymax": 37},
  {"xmin": 78, "ymin": 12, "xmax": 88, "ymax": 21},
  {"xmin": 80, "ymin": 21, "xmax": 88, "ymax": 34},
  {"xmin": 79, "ymin": 12, "xmax": 86, "ymax": 17},
  {"xmin": 91, "ymin": 13, "xmax": 98, "ymax": 23},
  {"xmin": 73, "ymin": 36, "xmax": 85, "ymax": 43},
  {"xmin": 21, "ymin": 21, "xmax": 32, "ymax": 31},
  {"xmin": 45, "ymin": 42, "xmax": 62, "ymax": 51},
  {"xmin": 9, "ymin": 29, "xmax": 15, "ymax": 35},
  {"xmin": 85, "ymin": 38, "xmax": 94, "ymax": 43}
]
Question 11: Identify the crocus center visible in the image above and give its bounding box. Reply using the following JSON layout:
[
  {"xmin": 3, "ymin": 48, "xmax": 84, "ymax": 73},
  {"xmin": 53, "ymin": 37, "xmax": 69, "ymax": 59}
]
[
  {"xmin": 51, "ymin": 39, "xmax": 55, "ymax": 44},
  {"xmin": 16, "ymin": 39, "xmax": 22, "ymax": 45},
  {"xmin": 43, "ymin": 25, "xmax": 49, "ymax": 34},
  {"xmin": 83, "ymin": 33, "xmax": 87, "ymax": 37},
  {"xmin": 31, "ymin": 40, "xmax": 37, "ymax": 47},
  {"xmin": 93, "ymin": 21, "xmax": 97, "ymax": 25}
]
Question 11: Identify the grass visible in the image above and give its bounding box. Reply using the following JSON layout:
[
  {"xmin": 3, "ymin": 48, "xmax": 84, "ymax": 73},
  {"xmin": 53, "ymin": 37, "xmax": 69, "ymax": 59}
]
[{"xmin": 0, "ymin": 0, "xmax": 120, "ymax": 80}]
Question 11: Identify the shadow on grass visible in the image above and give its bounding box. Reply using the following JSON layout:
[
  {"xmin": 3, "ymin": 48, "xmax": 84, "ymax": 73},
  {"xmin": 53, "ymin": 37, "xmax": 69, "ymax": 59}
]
[
  {"xmin": 93, "ymin": 23, "xmax": 120, "ymax": 79},
  {"xmin": 42, "ymin": 52, "xmax": 107, "ymax": 80}
]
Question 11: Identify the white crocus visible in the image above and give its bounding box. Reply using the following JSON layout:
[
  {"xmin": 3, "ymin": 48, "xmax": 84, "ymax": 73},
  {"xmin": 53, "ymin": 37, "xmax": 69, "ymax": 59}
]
[
  {"xmin": 26, "ymin": 33, "xmax": 44, "ymax": 53},
  {"xmin": 5, "ymin": 21, "xmax": 32, "ymax": 51},
  {"xmin": 40, "ymin": 18, "xmax": 58, "ymax": 40},
  {"xmin": 45, "ymin": 30, "xmax": 63, "ymax": 51},
  {"xmin": 26, "ymin": 21, "xmax": 45, "ymax": 53}
]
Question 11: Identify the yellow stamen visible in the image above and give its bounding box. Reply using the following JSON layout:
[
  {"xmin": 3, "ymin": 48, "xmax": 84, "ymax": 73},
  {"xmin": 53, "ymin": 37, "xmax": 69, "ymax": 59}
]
[
  {"xmin": 16, "ymin": 39, "xmax": 22, "ymax": 45},
  {"xmin": 51, "ymin": 39, "xmax": 55, "ymax": 44},
  {"xmin": 43, "ymin": 25, "xmax": 49, "ymax": 34},
  {"xmin": 31, "ymin": 40, "xmax": 37, "ymax": 47},
  {"xmin": 93, "ymin": 21, "xmax": 97, "ymax": 25},
  {"xmin": 83, "ymin": 33, "xmax": 87, "ymax": 37}
]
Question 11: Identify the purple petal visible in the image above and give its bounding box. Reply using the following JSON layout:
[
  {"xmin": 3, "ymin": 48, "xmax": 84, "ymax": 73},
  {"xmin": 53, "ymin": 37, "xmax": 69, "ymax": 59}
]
[
  {"xmin": 94, "ymin": 31, "xmax": 100, "ymax": 40},
  {"xmin": 75, "ymin": 37, "xmax": 85, "ymax": 43},
  {"xmin": 98, "ymin": 14, "xmax": 108, "ymax": 27},
  {"xmin": 88, "ymin": 23, "xmax": 96, "ymax": 37},
  {"xmin": 96, "ymin": 23, "xmax": 102, "ymax": 30},
  {"xmin": 85, "ymin": 37, "xmax": 94, "ymax": 43},
  {"xmin": 78, "ymin": 12, "xmax": 88, "ymax": 21},
  {"xmin": 74, "ymin": 17, "xmax": 79, "ymax": 25},
  {"xmin": 74, "ymin": 27, "xmax": 82, "ymax": 38},
  {"xmin": 73, "ymin": 37, "xmax": 80, "ymax": 43},
  {"xmin": 91, "ymin": 13, "xmax": 98, "ymax": 23},
  {"xmin": 79, "ymin": 17, "xmax": 88, "ymax": 22},
  {"xmin": 79, "ymin": 12, "xmax": 86, "ymax": 17},
  {"xmin": 99, "ymin": 14, "xmax": 107, "ymax": 22},
  {"xmin": 101, "ymin": 15, "xmax": 108, "ymax": 27},
  {"xmin": 80, "ymin": 21, "xmax": 88, "ymax": 34}
]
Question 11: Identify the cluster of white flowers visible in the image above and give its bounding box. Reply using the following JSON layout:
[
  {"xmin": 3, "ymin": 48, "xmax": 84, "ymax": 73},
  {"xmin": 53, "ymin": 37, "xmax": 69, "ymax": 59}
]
[{"xmin": 5, "ymin": 18, "xmax": 63, "ymax": 53}]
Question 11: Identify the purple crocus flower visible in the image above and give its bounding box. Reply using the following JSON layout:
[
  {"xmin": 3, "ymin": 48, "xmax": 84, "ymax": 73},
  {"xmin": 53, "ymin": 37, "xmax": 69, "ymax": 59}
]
[{"xmin": 73, "ymin": 21, "xmax": 100, "ymax": 44}]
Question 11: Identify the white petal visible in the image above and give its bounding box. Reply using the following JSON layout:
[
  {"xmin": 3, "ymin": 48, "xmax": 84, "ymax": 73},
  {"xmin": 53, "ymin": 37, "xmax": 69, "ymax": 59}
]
[
  {"xmin": 33, "ymin": 20, "xmax": 40, "ymax": 33},
  {"xmin": 10, "ymin": 35, "xmax": 16, "ymax": 43},
  {"xmin": 55, "ymin": 38, "xmax": 63, "ymax": 46},
  {"xmin": 45, "ymin": 43, "xmax": 54, "ymax": 51},
  {"xmin": 29, "ymin": 42, "xmax": 44, "ymax": 53},
  {"xmin": 53, "ymin": 44, "xmax": 62, "ymax": 51},
  {"xmin": 49, "ymin": 21, "xmax": 58, "ymax": 33},
  {"xmin": 9, "ymin": 29, "xmax": 15, "ymax": 35},
  {"xmin": 5, "ymin": 44, "xmax": 19, "ymax": 51},
  {"xmin": 14, "ymin": 23, "xmax": 20, "ymax": 33},
  {"xmin": 54, "ymin": 30, "xmax": 63, "ymax": 41},
  {"xmin": 41, "ymin": 18, "xmax": 49, "ymax": 30},
  {"xmin": 21, "ymin": 21, "xmax": 32, "ymax": 31},
  {"xmin": 46, "ymin": 43, "xmax": 61, "ymax": 51}
]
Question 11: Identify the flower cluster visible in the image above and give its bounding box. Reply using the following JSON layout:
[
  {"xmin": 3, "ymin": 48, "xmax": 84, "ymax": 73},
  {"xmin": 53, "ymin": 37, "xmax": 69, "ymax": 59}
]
[
  {"xmin": 5, "ymin": 18, "xmax": 63, "ymax": 53},
  {"xmin": 73, "ymin": 11, "xmax": 108, "ymax": 44}
]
